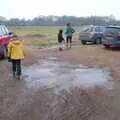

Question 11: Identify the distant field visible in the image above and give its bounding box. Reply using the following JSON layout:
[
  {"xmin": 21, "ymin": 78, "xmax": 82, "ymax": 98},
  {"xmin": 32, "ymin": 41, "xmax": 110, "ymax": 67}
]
[{"xmin": 9, "ymin": 26, "xmax": 79, "ymax": 46}]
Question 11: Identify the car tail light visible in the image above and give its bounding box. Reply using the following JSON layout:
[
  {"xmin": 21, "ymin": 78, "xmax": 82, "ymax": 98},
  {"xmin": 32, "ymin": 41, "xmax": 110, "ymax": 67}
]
[
  {"xmin": 0, "ymin": 36, "xmax": 2, "ymax": 41},
  {"xmin": 0, "ymin": 36, "xmax": 2, "ymax": 45},
  {"xmin": 116, "ymin": 32, "xmax": 120, "ymax": 36}
]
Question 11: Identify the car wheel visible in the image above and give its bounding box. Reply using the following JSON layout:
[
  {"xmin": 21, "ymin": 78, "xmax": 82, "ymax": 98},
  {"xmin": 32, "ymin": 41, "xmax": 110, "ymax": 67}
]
[
  {"xmin": 95, "ymin": 38, "xmax": 101, "ymax": 44},
  {"xmin": 0, "ymin": 46, "xmax": 7, "ymax": 59},
  {"xmin": 81, "ymin": 40, "xmax": 86, "ymax": 45}
]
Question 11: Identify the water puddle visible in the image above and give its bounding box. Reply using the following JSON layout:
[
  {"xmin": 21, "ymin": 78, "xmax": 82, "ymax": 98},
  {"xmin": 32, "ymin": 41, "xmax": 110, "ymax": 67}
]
[{"xmin": 23, "ymin": 58, "xmax": 113, "ymax": 91}]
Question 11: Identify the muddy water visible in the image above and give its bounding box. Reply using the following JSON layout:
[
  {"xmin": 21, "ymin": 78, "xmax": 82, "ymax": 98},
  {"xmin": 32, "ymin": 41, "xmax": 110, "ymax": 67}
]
[{"xmin": 23, "ymin": 58, "xmax": 113, "ymax": 91}]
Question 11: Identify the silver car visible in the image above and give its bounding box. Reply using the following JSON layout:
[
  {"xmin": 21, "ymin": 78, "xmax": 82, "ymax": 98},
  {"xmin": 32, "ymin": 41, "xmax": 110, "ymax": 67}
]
[{"xmin": 79, "ymin": 25, "xmax": 105, "ymax": 44}]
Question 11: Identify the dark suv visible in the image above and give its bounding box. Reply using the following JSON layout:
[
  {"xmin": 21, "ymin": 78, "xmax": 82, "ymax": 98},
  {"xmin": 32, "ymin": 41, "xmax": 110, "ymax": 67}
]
[
  {"xmin": 102, "ymin": 26, "xmax": 120, "ymax": 48},
  {"xmin": 79, "ymin": 25, "xmax": 105, "ymax": 44},
  {"xmin": 0, "ymin": 24, "xmax": 12, "ymax": 59}
]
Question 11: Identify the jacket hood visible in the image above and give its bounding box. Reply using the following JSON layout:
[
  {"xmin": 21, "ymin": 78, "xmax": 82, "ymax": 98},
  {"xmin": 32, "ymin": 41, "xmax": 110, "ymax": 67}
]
[{"xmin": 11, "ymin": 39, "xmax": 21, "ymax": 45}]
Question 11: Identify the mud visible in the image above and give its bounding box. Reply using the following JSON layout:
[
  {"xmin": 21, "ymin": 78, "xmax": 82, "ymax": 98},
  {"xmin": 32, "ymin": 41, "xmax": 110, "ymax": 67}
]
[
  {"xmin": 23, "ymin": 58, "xmax": 113, "ymax": 92},
  {"xmin": 0, "ymin": 45, "xmax": 120, "ymax": 120}
]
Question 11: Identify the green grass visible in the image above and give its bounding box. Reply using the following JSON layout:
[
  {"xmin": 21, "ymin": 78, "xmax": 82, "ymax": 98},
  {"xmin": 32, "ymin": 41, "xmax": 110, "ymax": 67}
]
[
  {"xmin": 9, "ymin": 26, "xmax": 63, "ymax": 36},
  {"xmin": 23, "ymin": 36, "xmax": 57, "ymax": 46},
  {"xmin": 8, "ymin": 26, "xmax": 79, "ymax": 47}
]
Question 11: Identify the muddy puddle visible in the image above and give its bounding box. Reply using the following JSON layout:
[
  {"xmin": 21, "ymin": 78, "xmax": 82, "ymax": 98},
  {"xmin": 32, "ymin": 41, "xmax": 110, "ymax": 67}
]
[{"xmin": 23, "ymin": 58, "xmax": 113, "ymax": 91}]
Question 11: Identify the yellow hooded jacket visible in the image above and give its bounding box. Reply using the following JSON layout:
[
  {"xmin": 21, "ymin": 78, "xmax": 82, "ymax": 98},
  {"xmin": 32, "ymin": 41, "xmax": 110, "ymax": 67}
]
[{"xmin": 7, "ymin": 39, "xmax": 25, "ymax": 60}]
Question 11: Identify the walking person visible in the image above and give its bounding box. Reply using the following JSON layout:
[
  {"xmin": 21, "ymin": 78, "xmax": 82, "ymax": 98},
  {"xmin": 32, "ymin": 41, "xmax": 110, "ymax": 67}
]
[
  {"xmin": 57, "ymin": 29, "xmax": 65, "ymax": 51},
  {"xmin": 65, "ymin": 23, "xmax": 75, "ymax": 48},
  {"xmin": 7, "ymin": 35, "xmax": 25, "ymax": 80}
]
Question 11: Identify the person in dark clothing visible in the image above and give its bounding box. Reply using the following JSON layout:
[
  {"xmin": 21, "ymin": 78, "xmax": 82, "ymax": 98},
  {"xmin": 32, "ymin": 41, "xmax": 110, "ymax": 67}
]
[{"xmin": 57, "ymin": 29, "xmax": 65, "ymax": 51}]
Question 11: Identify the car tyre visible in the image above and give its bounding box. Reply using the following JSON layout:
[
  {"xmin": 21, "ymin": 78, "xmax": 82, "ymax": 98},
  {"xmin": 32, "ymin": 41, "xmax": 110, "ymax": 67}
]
[
  {"xmin": 81, "ymin": 40, "xmax": 86, "ymax": 45},
  {"xmin": 104, "ymin": 44, "xmax": 110, "ymax": 48},
  {"xmin": 95, "ymin": 38, "xmax": 101, "ymax": 44},
  {"xmin": 0, "ymin": 46, "xmax": 7, "ymax": 59}
]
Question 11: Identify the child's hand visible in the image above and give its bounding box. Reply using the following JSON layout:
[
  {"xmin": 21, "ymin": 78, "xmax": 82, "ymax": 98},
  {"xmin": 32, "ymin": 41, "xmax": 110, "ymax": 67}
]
[
  {"xmin": 8, "ymin": 57, "xmax": 12, "ymax": 62},
  {"xmin": 21, "ymin": 57, "xmax": 24, "ymax": 60}
]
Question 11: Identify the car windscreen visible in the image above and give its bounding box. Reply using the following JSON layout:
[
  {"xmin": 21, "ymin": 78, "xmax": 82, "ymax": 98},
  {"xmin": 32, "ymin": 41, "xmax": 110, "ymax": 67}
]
[
  {"xmin": 105, "ymin": 27, "xmax": 120, "ymax": 35},
  {"xmin": 3, "ymin": 26, "xmax": 9, "ymax": 34},
  {"xmin": 0, "ymin": 26, "xmax": 4, "ymax": 35}
]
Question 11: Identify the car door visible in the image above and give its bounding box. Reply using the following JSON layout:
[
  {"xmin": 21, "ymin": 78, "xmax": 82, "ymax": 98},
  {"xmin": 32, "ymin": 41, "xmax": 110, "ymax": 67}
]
[
  {"xmin": 94, "ymin": 27, "xmax": 100, "ymax": 38},
  {"xmin": 79, "ymin": 26, "xmax": 93, "ymax": 41},
  {"xmin": 99, "ymin": 26, "xmax": 105, "ymax": 38},
  {"xmin": 94, "ymin": 26, "xmax": 105, "ymax": 39},
  {"xmin": 0, "ymin": 26, "xmax": 5, "ymax": 45}
]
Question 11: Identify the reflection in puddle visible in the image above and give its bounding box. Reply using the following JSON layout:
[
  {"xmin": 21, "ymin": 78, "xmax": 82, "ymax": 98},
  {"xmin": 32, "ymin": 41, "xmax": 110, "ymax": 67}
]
[{"xmin": 23, "ymin": 59, "xmax": 113, "ymax": 91}]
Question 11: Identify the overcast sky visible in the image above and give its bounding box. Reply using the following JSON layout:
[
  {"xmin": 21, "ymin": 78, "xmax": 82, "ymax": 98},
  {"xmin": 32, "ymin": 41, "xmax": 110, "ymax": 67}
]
[{"xmin": 0, "ymin": 0, "xmax": 120, "ymax": 19}]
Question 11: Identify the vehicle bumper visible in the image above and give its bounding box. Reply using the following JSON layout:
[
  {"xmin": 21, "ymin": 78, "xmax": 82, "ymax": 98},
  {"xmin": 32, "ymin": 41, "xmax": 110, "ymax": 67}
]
[
  {"xmin": 110, "ymin": 41, "xmax": 120, "ymax": 47},
  {"xmin": 102, "ymin": 40, "xmax": 120, "ymax": 47}
]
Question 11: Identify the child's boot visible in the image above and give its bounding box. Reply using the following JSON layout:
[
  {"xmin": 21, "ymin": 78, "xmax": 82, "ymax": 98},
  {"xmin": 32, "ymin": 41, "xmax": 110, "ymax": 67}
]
[
  {"xmin": 59, "ymin": 47, "xmax": 63, "ymax": 51},
  {"xmin": 13, "ymin": 72, "xmax": 16, "ymax": 78},
  {"xmin": 66, "ymin": 43, "xmax": 68, "ymax": 49},
  {"xmin": 17, "ymin": 75, "xmax": 21, "ymax": 80},
  {"xmin": 70, "ymin": 43, "xmax": 72, "ymax": 48}
]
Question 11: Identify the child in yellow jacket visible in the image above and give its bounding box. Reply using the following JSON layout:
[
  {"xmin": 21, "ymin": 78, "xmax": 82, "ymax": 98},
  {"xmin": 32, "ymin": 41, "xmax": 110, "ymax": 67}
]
[{"xmin": 7, "ymin": 35, "xmax": 25, "ymax": 80}]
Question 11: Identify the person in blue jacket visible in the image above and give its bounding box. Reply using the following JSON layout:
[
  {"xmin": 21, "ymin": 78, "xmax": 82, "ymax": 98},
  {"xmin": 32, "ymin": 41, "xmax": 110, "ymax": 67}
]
[{"xmin": 65, "ymin": 23, "xmax": 75, "ymax": 48}]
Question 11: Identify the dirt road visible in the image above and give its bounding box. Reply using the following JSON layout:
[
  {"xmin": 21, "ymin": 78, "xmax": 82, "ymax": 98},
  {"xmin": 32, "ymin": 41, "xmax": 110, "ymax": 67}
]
[{"xmin": 1, "ymin": 43, "xmax": 120, "ymax": 120}]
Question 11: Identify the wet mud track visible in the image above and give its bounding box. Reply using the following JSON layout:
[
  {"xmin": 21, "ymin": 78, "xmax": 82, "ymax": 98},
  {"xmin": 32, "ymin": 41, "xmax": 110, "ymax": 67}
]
[{"xmin": 23, "ymin": 57, "xmax": 113, "ymax": 92}]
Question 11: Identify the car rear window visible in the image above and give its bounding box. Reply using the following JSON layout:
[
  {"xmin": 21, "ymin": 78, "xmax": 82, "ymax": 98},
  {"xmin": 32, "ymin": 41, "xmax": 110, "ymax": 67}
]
[{"xmin": 105, "ymin": 27, "xmax": 120, "ymax": 35}]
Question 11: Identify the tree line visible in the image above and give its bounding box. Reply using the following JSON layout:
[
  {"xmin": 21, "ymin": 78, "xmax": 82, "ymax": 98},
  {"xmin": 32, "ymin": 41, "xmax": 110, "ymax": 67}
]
[{"xmin": 0, "ymin": 15, "xmax": 120, "ymax": 26}]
